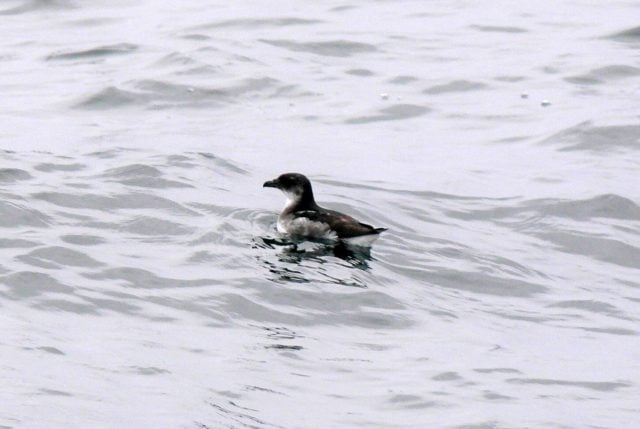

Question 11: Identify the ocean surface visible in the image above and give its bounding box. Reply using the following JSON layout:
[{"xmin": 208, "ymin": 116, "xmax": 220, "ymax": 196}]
[{"xmin": 1, "ymin": 1, "xmax": 639, "ymax": 428}]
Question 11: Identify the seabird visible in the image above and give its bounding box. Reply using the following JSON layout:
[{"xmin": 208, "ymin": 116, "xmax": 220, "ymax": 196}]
[{"xmin": 263, "ymin": 173, "xmax": 387, "ymax": 246}]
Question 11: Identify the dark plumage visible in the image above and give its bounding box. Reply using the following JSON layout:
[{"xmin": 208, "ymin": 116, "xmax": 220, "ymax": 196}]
[{"xmin": 263, "ymin": 173, "xmax": 386, "ymax": 246}]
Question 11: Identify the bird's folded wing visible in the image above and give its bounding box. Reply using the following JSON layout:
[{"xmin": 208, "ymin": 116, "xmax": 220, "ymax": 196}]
[{"xmin": 292, "ymin": 210, "xmax": 379, "ymax": 238}]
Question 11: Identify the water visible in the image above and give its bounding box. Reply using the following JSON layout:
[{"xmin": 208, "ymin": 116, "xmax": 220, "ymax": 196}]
[{"xmin": 1, "ymin": 1, "xmax": 639, "ymax": 428}]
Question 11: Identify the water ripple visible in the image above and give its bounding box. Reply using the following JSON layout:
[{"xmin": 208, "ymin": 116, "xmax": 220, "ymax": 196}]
[
  {"xmin": 46, "ymin": 43, "xmax": 138, "ymax": 61},
  {"xmin": 193, "ymin": 17, "xmax": 322, "ymax": 30},
  {"xmin": 75, "ymin": 77, "xmax": 310, "ymax": 110},
  {"xmin": 261, "ymin": 39, "xmax": 378, "ymax": 57},
  {"xmin": 345, "ymin": 104, "xmax": 430, "ymax": 124},
  {"xmin": 541, "ymin": 121, "xmax": 640, "ymax": 152}
]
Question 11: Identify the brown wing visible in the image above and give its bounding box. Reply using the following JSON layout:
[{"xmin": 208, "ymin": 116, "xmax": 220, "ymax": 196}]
[{"xmin": 292, "ymin": 209, "xmax": 382, "ymax": 238}]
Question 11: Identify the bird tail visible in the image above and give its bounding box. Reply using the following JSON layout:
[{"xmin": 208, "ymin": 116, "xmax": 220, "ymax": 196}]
[{"xmin": 374, "ymin": 227, "xmax": 388, "ymax": 234}]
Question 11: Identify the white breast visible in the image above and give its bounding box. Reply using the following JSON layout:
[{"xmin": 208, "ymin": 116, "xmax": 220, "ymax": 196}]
[{"xmin": 278, "ymin": 216, "xmax": 337, "ymax": 240}]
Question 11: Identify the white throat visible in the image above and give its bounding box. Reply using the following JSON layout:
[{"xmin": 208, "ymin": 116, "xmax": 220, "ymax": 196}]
[{"xmin": 282, "ymin": 189, "xmax": 301, "ymax": 210}]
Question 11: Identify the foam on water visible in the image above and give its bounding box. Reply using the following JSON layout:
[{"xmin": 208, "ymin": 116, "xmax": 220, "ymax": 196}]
[{"xmin": 1, "ymin": 1, "xmax": 639, "ymax": 428}]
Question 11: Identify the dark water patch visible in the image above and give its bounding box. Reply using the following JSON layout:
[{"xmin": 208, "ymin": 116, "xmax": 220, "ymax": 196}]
[
  {"xmin": 474, "ymin": 368, "xmax": 522, "ymax": 374},
  {"xmin": 180, "ymin": 33, "xmax": 211, "ymax": 41},
  {"xmin": 207, "ymin": 401, "xmax": 283, "ymax": 429},
  {"xmin": 75, "ymin": 86, "xmax": 144, "ymax": 109},
  {"xmin": 154, "ymin": 52, "xmax": 200, "ymax": 67},
  {"xmin": 411, "ymin": 268, "xmax": 547, "ymax": 298},
  {"xmin": 495, "ymin": 135, "xmax": 534, "ymax": 144},
  {"xmin": 0, "ymin": 168, "xmax": 31, "ymax": 182},
  {"xmin": 258, "ymin": 285, "xmax": 405, "ymax": 312},
  {"xmin": 258, "ymin": 325, "xmax": 299, "ymax": 340},
  {"xmin": 129, "ymin": 366, "xmax": 170, "ymax": 375},
  {"xmin": 0, "ymin": 271, "xmax": 73, "ymax": 298},
  {"xmin": 137, "ymin": 77, "xmax": 274, "ymax": 100},
  {"xmin": 264, "ymin": 344, "xmax": 303, "ymax": 351},
  {"xmin": 477, "ymin": 253, "xmax": 543, "ymax": 278},
  {"xmin": 34, "ymin": 162, "xmax": 84, "ymax": 172},
  {"xmin": 494, "ymin": 75, "xmax": 526, "ymax": 82},
  {"xmin": 0, "ymin": 238, "xmax": 39, "ymax": 248},
  {"xmin": 453, "ymin": 421, "xmax": 501, "ymax": 429},
  {"xmin": 507, "ymin": 378, "xmax": 630, "ymax": 392},
  {"xmin": 388, "ymin": 393, "xmax": 422, "ymax": 403},
  {"xmin": 0, "ymin": 0, "xmax": 75, "ymax": 15},
  {"xmin": 535, "ymin": 194, "xmax": 640, "ymax": 221},
  {"xmin": 103, "ymin": 163, "xmax": 193, "ymax": 188},
  {"xmin": 482, "ymin": 391, "xmax": 513, "ymax": 400},
  {"xmin": 330, "ymin": 5, "xmax": 358, "ymax": 12},
  {"xmin": 387, "ymin": 394, "xmax": 438, "ymax": 409},
  {"xmin": 432, "ymin": 371, "xmax": 462, "ymax": 381},
  {"xmin": 140, "ymin": 295, "xmax": 224, "ymax": 322},
  {"xmin": 230, "ymin": 208, "xmax": 273, "ymax": 225},
  {"xmin": 607, "ymin": 25, "xmax": 640, "ymax": 42},
  {"xmin": 103, "ymin": 163, "xmax": 162, "ymax": 178},
  {"xmin": 86, "ymin": 148, "xmax": 129, "ymax": 159},
  {"xmin": 620, "ymin": 279, "xmax": 640, "ymax": 289},
  {"xmin": 65, "ymin": 17, "xmax": 120, "ymax": 27},
  {"xmin": 37, "ymin": 388, "xmax": 73, "ymax": 397},
  {"xmin": 316, "ymin": 178, "xmax": 490, "ymax": 202},
  {"xmin": 18, "ymin": 246, "xmax": 103, "ymax": 268},
  {"xmin": 548, "ymin": 299, "xmax": 623, "ymax": 318},
  {"xmin": 117, "ymin": 177, "xmax": 193, "ymax": 189},
  {"xmin": 446, "ymin": 112, "xmax": 525, "ymax": 122},
  {"xmin": 541, "ymin": 121, "xmax": 640, "ymax": 152},
  {"xmin": 190, "ymin": 231, "xmax": 233, "ymax": 246},
  {"xmin": 81, "ymin": 296, "xmax": 141, "ymax": 315},
  {"xmin": 55, "ymin": 211, "xmax": 94, "ymax": 222},
  {"xmin": 388, "ymin": 75, "xmax": 419, "ymax": 84},
  {"xmin": 470, "ymin": 25, "xmax": 527, "ymax": 33},
  {"xmin": 345, "ymin": 104, "xmax": 429, "ymax": 124},
  {"xmin": 34, "ymin": 191, "xmax": 198, "ymax": 215},
  {"xmin": 565, "ymin": 65, "xmax": 640, "ymax": 85},
  {"xmin": 60, "ymin": 234, "xmax": 105, "ymax": 246},
  {"xmin": 540, "ymin": 65, "xmax": 559, "ymax": 75},
  {"xmin": 120, "ymin": 216, "xmax": 194, "ymax": 236},
  {"xmin": 194, "ymin": 17, "xmax": 321, "ymax": 30},
  {"xmin": 213, "ymin": 293, "xmax": 306, "ymax": 325},
  {"xmin": 76, "ymin": 77, "xmax": 297, "ymax": 110},
  {"xmin": 424, "ymin": 80, "xmax": 487, "ymax": 94},
  {"xmin": 217, "ymin": 291, "xmax": 411, "ymax": 329},
  {"xmin": 16, "ymin": 254, "xmax": 55, "ymax": 269},
  {"xmin": 0, "ymin": 201, "xmax": 50, "ymax": 227},
  {"xmin": 85, "ymin": 267, "xmax": 215, "ymax": 289},
  {"xmin": 261, "ymin": 39, "xmax": 377, "ymax": 57},
  {"xmin": 491, "ymin": 310, "xmax": 555, "ymax": 323},
  {"xmin": 188, "ymin": 202, "xmax": 236, "ymax": 217},
  {"xmin": 536, "ymin": 231, "xmax": 640, "ymax": 269},
  {"xmin": 164, "ymin": 154, "xmax": 196, "ymax": 166},
  {"xmin": 197, "ymin": 152, "xmax": 248, "ymax": 175},
  {"xmin": 46, "ymin": 43, "xmax": 138, "ymax": 61},
  {"xmin": 578, "ymin": 326, "xmax": 637, "ymax": 336},
  {"xmin": 35, "ymin": 346, "xmax": 65, "ymax": 355},
  {"xmin": 176, "ymin": 65, "xmax": 220, "ymax": 76},
  {"xmin": 615, "ymin": 224, "xmax": 640, "ymax": 237},
  {"xmin": 35, "ymin": 298, "xmax": 98, "ymax": 314},
  {"xmin": 345, "ymin": 68, "xmax": 374, "ymax": 77},
  {"xmin": 449, "ymin": 194, "xmax": 640, "ymax": 222}
]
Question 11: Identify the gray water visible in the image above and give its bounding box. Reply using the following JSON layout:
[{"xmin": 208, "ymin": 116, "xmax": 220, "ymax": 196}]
[{"xmin": 1, "ymin": 1, "xmax": 639, "ymax": 428}]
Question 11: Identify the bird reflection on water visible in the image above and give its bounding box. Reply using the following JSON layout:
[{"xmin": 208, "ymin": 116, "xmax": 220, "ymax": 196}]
[{"xmin": 253, "ymin": 236, "xmax": 374, "ymax": 286}]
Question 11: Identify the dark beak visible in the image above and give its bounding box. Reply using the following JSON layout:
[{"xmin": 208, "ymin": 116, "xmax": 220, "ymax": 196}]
[{"xmin": 263, "ymin": 179, "xmax": 279, "ymax": 188}]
